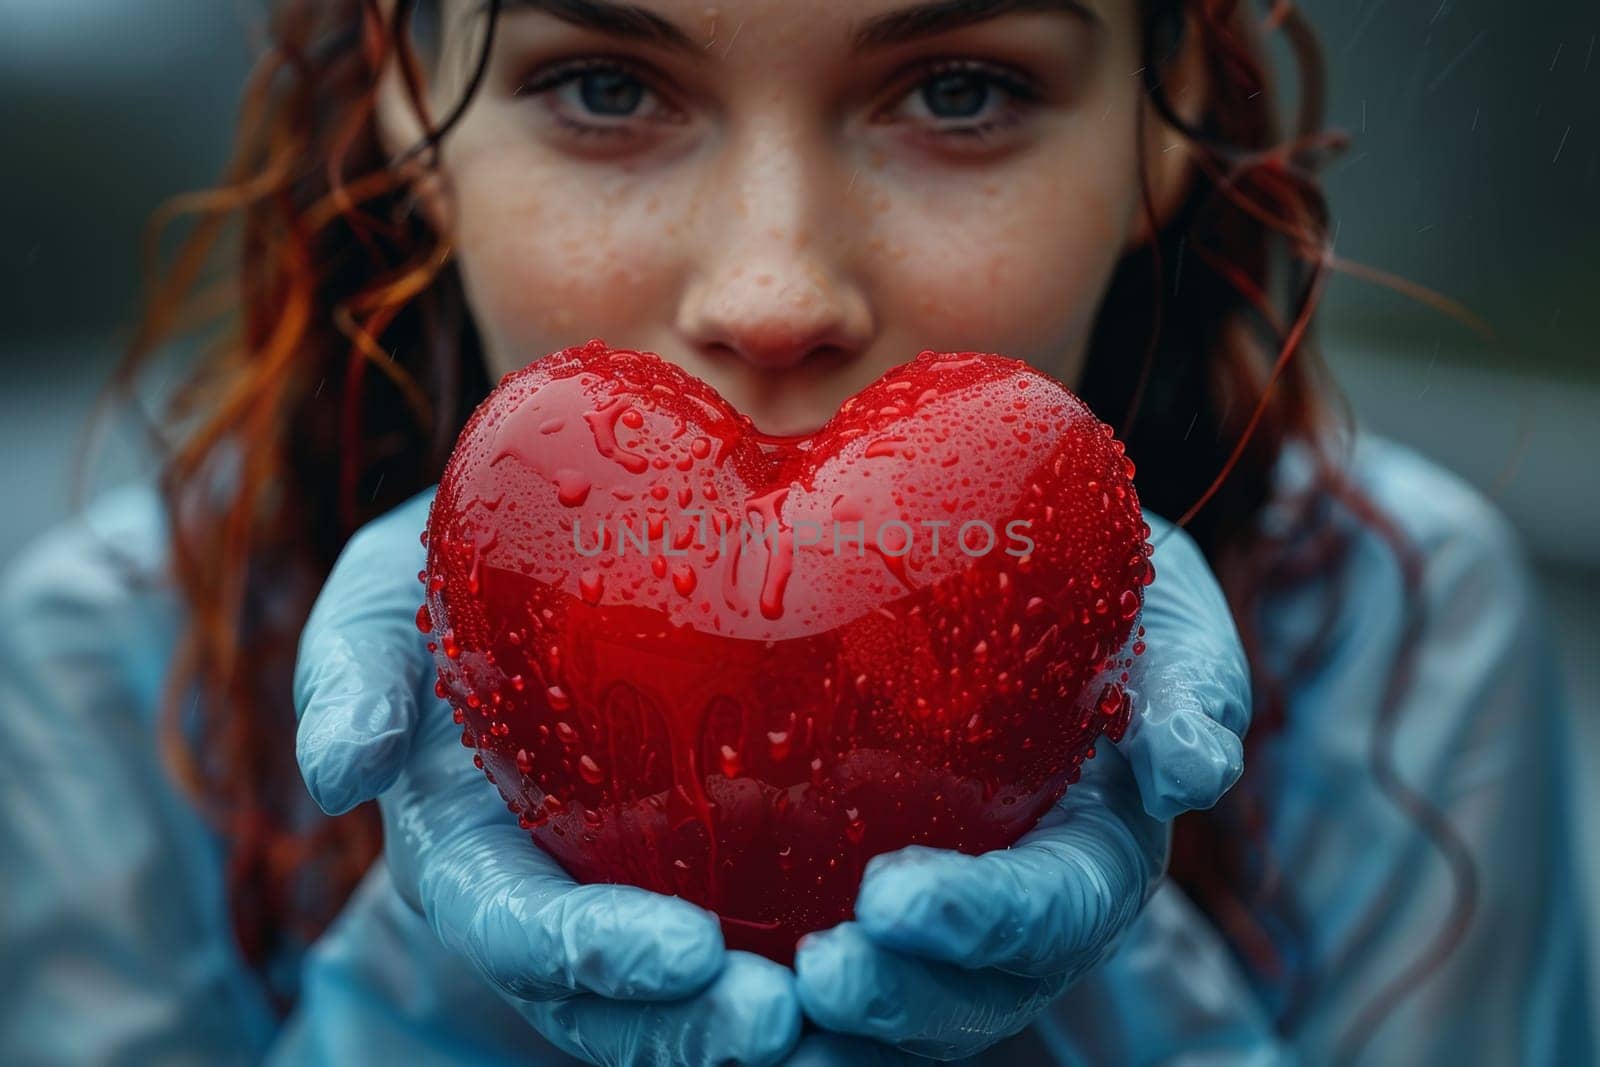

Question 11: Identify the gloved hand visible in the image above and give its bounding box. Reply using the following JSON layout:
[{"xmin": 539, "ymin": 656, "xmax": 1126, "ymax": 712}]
[
  {"xmin": 293, "ymin": 487, "xmax": 802, "ymax": 1067},
  {"xmin": 791, "ymin": 512, "xmax": 1252, "ymax": 1060}
]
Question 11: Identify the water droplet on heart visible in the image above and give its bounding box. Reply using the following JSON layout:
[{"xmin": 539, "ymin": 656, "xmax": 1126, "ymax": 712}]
[
  {"xmin": 584, "ymin": 397, "xmax": 651, "ymax": 473},
  {"xmin": 578, "ymin": 754, "xmax": 604, "ymax": 785},
  {"xmin": 767, "ymin": 730, "xmax": 791, "ymax": 761},
  {"xmin": 442, "ymin": 631, "xmax": 460, "ymax": 659},
  {"xmin": 544, "ymin": 794, "xmax": 565, "ymax": 814},
  {"xmin": 579, "ymin": 570, "xmax": 605, "ymax": 604},
  {"xmin": 415, "ymin": 603, "xmax": 434, "ymax": 634},
  {"xmin": 547, "ymin": 685, "xmax": 571, "ymax": 711},
  {"xmin": 1119, "ymin": 590, "xmax": 1140, "ymax": 619},
  {"xmin": 555, "ymin": 720, "xmax": 578, "ymax": 744},
  {"xmin": 1093, "ymin": 597, "xmax": 1109, "ymax": 615},
  {"xmin": 830, "ymin": 495, "xmax": 865, "ymax": 524},
  {"xmin": 1139, "ymin": 558, "xmax": 1156, "ymax": 586},
  {"xmin": 863, "ymin": 436, "xmax": 906, "ymax": 459},
  {"xmin": 846, "ymin": 812, "xmax": 867, "ymax": 844},
  {"xmin": 556, "ymin": 470, "xmax": 592, "ymax": 507},
  {"xmin": 1132, "ymin": 639, "xmax": 1147, "ymax": 656},
  {"xmin": 1097, "ymin": 683, "xmax": 1130, "ymax": 720},
  {"xmin": 419, "ymin": 529, "xmax": 430, "ymax": 547},
  {"xmin": 639, "ymin": 510, "xmax": 666, "ymax": 542},
  {"xmin": 515, "ymin": 748, "xmax": 534, "ymax": 775},
  {"xmin": 718, "ymin": 744, "xmax": 742, "ymax": 778},
  {"xmin": 671, "ymin": 564, "xmax": 697, "ymax": 597}
]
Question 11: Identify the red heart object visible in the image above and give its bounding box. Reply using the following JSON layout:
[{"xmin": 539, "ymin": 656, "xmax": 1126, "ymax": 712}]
[{"xmin": 420, "ymin": 339, "xmax": 1152, "ymax": 963}]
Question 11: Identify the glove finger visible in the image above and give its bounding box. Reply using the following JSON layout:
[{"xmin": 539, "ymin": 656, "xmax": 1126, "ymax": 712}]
[
  {"xmin": 852, "ymin": 747, "xmax": 1163, "ymax": 977},
  {"xmin": 397, "ymin": 769, "xmax": 725, "ymax": 1002},
  {"xmin": 519, "ymin": 951, "xmax": 801, "ymax": 1067},
  {"xmin": 293, "ymin": 487, "xmax": 437, "ymax": 815},
  {"xmin": 1117, "ymin": 512, "xmax": 1250, "ymax": 821},
  {"xmin": 795, "ymin": 923, "xmax": 1069, "ymax": 1060}
]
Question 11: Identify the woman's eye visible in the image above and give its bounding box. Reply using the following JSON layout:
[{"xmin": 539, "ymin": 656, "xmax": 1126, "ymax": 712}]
[
  {"xmin": 515, "ymin": 57, "xmax": 1040, "ymax": 143},
  {"xmin": 514, "ymin": 60, "xmax": 669, "ymax": 138},
  {"xmin": 891, "ymin": 62, "xmax": 1042, "ymax": 140},
  {"xmin": 922, "ymin": 72, "xmax": 995, "ymax": 118},
  {"xmin": 568, "ymin": 68, "xmax": 647, "ymax": 116}
]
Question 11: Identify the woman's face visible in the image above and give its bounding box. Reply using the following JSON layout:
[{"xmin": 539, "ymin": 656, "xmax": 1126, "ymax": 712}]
[{"xmin": 387, "ymin": 0, "xmax": 1193, "ymax": 436}]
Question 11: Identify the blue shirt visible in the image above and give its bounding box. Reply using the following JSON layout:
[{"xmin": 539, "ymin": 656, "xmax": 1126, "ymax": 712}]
[{"xmin": 1, "ymin": 432, "xmax": 1592, "ymax": 1065}]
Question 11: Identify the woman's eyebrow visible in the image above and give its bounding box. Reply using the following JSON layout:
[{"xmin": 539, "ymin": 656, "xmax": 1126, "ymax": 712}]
[
  {"xmin": 488, "ymin": 0, "xmax": 702, "ymax": 54},
  {"xmin": 486, "ymin": 0, "xmax": 1099, "ymax": 56},
  {"xmin": 852, "ymin": 0, "xmax": 1101, "ymax": 52}
]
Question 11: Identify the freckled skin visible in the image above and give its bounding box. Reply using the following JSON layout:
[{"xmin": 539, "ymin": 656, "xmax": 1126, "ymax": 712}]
[{"xmin": 382, "ymin": 0, "xmax": 1184, "ymax": 435}]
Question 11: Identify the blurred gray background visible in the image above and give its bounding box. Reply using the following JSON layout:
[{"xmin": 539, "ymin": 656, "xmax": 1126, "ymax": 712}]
[{"xmin": 1, "ymin": 0, "xmax": 1596, "ymax": 1007}]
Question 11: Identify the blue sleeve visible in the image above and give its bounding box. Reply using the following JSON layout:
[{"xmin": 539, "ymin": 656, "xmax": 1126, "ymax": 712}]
[
  {"xmin": 268, "ymin": 864, "xmax": 576, "ymax": 1067},
  {"xmin": 1005, "ymin": 434, "xmax": 1594, "ymax": 1066},
  {"xmin": 0, "ymin": 486, "xmax": 278, "ymax": 1065},
  {"xmin": 1247, "ymin": 436, "xmax": 1594, "ymax": 1063},
  {"xmin": 1008, "ymin": 879, "xmax": 1298, "ymax": 1066}
]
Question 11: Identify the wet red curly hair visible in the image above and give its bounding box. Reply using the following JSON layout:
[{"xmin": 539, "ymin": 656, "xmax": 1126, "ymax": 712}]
[{"xmin": 102, "ymin": 0, "xmax": 1477, "ymax": 1055}]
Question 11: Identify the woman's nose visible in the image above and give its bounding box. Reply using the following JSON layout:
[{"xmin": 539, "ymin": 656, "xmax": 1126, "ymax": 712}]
[{"xmin": 674, "ymin": 125, "xmax": 873, "ymax": 372}]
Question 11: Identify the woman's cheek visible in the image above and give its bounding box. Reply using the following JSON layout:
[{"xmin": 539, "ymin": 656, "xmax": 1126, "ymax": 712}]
[
  {"xmin": 454, "ymin": 217, "xmax": 579, "ymax": 361},
  {"xmin": 880, "ymin": 177, "xmax": 1130, "ymax": 359},
  {"xmin": 993, "ymin": 153, "xmax": 1143, "ymax": 356},
  {"xmin": 452, "ymin": 191, "xmax": 637, "ymax": 366}
]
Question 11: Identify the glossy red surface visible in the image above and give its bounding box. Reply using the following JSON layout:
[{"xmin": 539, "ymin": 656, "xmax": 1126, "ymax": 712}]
[{"xmin": 422, "ymin": 340, "xmax": 1151, "ymax": 963}]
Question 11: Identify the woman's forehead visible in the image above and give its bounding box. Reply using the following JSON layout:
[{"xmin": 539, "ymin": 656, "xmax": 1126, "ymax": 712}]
[{"xmin": 437, "ymin": 0, "xmax": 1117, "ymax": 50}]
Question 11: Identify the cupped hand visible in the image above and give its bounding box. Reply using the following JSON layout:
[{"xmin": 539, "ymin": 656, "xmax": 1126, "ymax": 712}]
[
  {"xmin": 792, "ymin": 513, "xmax": 1251, "ymax": 1060},
  {"xmin": 293, "ymin": 487, "xmax": 801, "ymax": 1066}
]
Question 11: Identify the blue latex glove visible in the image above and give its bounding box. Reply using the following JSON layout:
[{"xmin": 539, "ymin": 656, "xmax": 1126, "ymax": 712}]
[
  {"xmin": 293, "ymin": 487, "xmax": 802, "ymax": 1067},
  {"xmin": 791, "ymin": 512, "xmax": 1252, "ymax": 1060}
]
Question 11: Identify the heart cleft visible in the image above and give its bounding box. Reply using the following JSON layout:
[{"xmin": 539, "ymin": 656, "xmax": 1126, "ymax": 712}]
[{"xmin": 421, "ymin": 338, "xmax": 1153, "ymax": 963}]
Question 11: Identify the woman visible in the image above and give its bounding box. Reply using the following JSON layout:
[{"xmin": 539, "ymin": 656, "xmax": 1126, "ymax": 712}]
[{"xmin": 0, "ymin": 0, "xmax": 1590, "ymax": 1063}]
